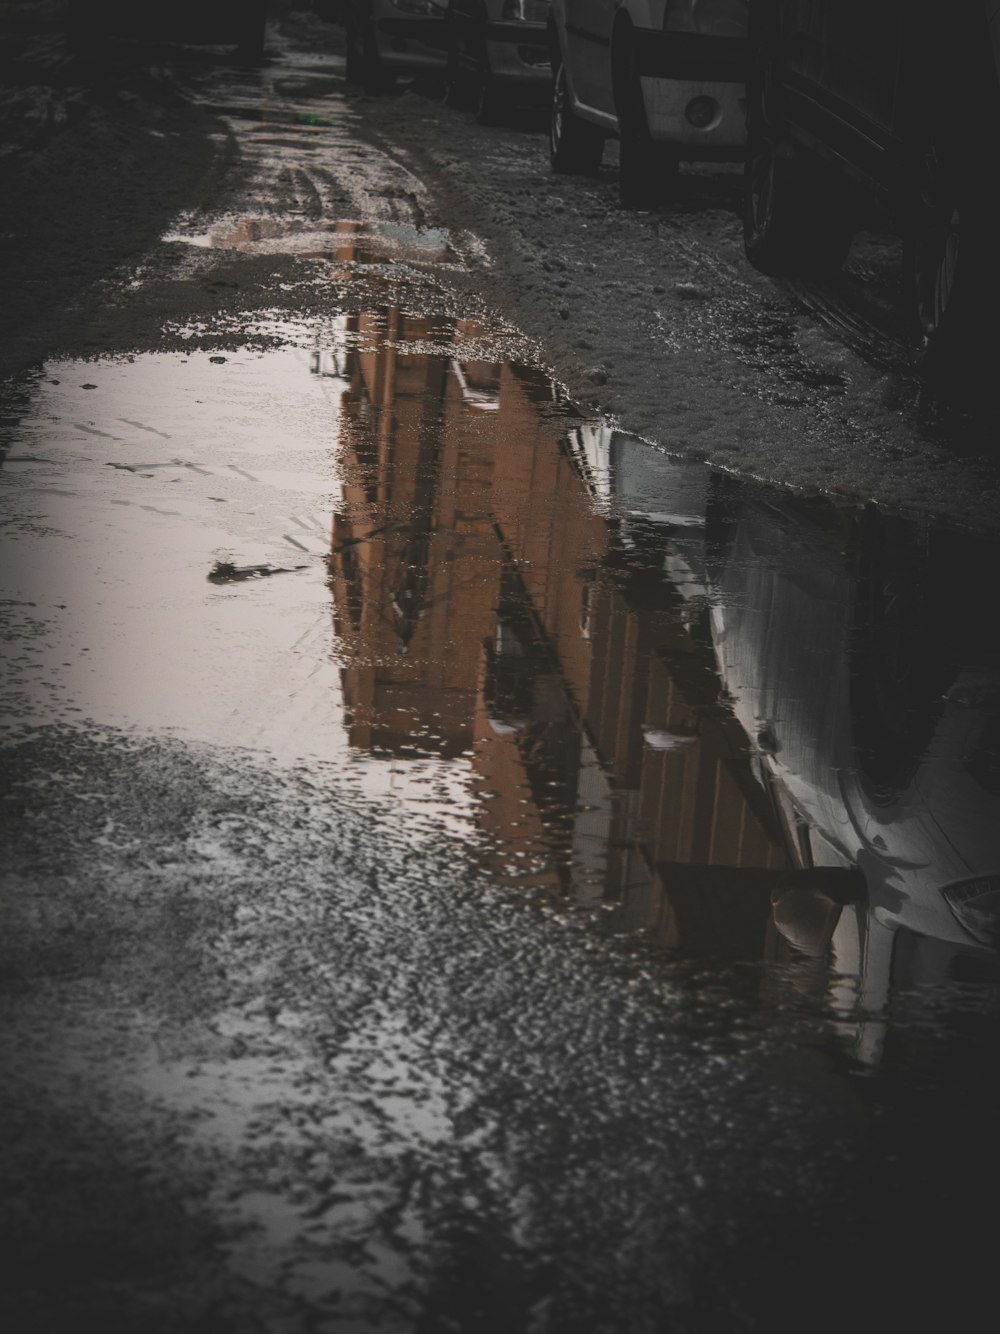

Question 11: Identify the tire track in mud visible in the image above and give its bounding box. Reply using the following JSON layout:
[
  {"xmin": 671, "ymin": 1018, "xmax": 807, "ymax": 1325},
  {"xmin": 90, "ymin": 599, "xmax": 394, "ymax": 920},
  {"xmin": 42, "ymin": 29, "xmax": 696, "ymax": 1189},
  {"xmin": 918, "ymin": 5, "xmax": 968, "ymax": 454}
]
[{"xmin": 174, "ymin": 38, "xmax": 433, "ymax": 233}]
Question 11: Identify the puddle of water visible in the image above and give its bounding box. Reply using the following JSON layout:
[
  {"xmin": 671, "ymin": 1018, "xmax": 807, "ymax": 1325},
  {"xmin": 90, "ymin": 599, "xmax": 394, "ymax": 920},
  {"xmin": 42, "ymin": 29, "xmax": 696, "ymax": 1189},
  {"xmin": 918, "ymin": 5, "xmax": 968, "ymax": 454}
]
[
  {"xmin": 323, "ymin": 304, "xmax": 1000, "ymax": 1064},
  {"xmin": 207, "ymin": 104, "xmax": 344, "ymax": 128},
  {"xmin": 3, "ymin": 303, "xmax": 999, "ymax": 1075},
  {"xmin": 166, "ymin": 216, "xmax": 458, "ymax": 268},
  {"xmin": 0, "ymin": 345, "xmax": 347, "ymax": 758}
]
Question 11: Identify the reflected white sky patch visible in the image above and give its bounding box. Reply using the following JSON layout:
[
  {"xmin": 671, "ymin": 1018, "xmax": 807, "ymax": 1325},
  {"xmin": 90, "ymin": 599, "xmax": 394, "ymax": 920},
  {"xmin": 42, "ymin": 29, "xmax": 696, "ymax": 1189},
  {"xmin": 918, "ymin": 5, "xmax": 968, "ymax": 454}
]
[{"xmin": 1, "ymin": 343, "xmax": 482, "ymax": 826}]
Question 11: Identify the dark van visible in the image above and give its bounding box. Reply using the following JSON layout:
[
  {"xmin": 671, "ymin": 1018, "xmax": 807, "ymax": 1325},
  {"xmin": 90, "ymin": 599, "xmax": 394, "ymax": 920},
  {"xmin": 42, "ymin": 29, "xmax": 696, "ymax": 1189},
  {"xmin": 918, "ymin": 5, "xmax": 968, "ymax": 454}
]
[{"xmin": 742, "ymin": 1, "xmax": 1000, "ymax": 375}]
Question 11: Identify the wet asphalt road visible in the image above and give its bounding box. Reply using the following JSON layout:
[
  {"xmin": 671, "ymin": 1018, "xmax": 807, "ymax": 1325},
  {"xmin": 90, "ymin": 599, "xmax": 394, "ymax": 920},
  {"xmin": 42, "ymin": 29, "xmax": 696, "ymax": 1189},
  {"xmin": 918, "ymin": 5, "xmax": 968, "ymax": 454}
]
[{"xmin": 2, "ymin": 6, "xmax": 1000, "ymax": 1333}]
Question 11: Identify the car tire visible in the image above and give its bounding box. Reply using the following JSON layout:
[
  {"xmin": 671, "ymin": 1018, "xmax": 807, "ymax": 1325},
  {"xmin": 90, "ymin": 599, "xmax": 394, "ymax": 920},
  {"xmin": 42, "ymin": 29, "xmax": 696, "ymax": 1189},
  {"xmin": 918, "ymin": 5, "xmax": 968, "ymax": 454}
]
[
  {"xmin": 616, "ymin": 49, "xmax": 678, "ymax": 209},
  {"xmin": 742, "ymin": 52, "xmax": 854, "ymax": 274},
  {"xmin": 550, "ymin": 59, "xmax": 603, "ymax": 175}
]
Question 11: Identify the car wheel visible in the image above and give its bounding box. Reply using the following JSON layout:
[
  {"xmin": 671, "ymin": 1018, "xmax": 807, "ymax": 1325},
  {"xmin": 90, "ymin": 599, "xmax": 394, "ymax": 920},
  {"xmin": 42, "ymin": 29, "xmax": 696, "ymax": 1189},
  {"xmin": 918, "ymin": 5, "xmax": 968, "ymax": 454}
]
[
  {"xmin": 742, "ymin": 54, "xmax": 854, "ymax": 273},
  {"xmin": 616, "ymin": 48, "xmax": 678, "ymax": 209},
  {"xmin": 550, "ymin": 59, "xmax": 604, "ymax": 175}
]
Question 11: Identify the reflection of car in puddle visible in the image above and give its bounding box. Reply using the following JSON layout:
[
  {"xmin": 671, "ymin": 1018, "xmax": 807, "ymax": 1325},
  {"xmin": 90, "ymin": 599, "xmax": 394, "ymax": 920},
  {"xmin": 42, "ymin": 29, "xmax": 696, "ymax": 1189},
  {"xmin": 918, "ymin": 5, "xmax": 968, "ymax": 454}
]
[
  {"xmin": 546, "ymin": 424, "xmax": 1000, "ymax": 1059},
  {"xmin": 702, "ymin": 480, "xmax": 1000, "ymax": 1058}
]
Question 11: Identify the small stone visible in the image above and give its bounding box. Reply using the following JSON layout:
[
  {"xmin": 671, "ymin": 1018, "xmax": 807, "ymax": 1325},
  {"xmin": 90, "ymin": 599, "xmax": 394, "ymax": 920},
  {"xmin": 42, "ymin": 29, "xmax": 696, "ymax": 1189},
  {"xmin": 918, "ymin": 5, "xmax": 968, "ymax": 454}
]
[
  {"xmin": 588, "ymin": 367, "xmax": 608, "ymax": 385},
  {"xmin": 675, "ymin": 281, "xmax": 709, "ymax": 301},
  {"xmin": 209, "ymin": 355, "xmax": 228, "ymax": 364}
]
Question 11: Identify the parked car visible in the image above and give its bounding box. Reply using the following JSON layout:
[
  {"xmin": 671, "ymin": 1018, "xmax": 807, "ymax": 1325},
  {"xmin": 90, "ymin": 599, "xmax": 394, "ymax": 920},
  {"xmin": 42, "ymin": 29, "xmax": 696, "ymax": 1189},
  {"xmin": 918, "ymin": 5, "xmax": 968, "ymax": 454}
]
[
  {"xmin": 742, "ymin": 1, "xmax": 1000, "ymax": 376},
  {"xmin": 343, "ymin": 0, "xmax": 448, "ymax": 92},
  {"xmin": 443, "ymin": 1, "xmax": 551, "ymax": 123},
  {"xmin": 546, "ymin": 0, "xmax": 748, "ymax": 206},
  {"xmin": 67, "ymin": 1, "xmax": 268, "ymax": 60}
]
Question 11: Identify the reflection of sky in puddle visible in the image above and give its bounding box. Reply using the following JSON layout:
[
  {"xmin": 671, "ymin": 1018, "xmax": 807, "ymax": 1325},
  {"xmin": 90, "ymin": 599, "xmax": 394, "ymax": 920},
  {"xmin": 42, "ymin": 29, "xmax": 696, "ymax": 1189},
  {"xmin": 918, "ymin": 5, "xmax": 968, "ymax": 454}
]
[{"xmin": 1, "ymin": 347, "xmax": 343, "ymax": 749}]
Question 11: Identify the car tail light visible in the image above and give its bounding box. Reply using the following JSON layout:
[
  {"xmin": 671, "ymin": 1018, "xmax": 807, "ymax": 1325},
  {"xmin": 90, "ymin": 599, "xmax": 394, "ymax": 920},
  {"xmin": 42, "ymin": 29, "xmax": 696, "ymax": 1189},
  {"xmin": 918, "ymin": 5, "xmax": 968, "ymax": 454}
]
[{"xmin": 942, "ymin": 875, "xmax": 1000, "ymax": 948}]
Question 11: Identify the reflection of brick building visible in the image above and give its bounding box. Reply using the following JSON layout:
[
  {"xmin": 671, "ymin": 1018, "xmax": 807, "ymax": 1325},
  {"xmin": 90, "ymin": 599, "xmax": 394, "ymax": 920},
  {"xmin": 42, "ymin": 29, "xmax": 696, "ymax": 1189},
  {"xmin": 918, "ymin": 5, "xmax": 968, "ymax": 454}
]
[
  {"xmin": 469, "ymin": 362, "xmax": 598, "ymax": 893},
  {"xmin": 485, "ymin": 419, "xmax": 792, "ymax": 951},
  {"xmin": 580, "ymin": 562, "xmax": 790, "ymax": 955},
  {"xmin": 329, "ymin": 310, "xmax": 502, "ymax": 756},
  {"xmin": 328, "ymin": 309, "xmax": 793, "ymax": 956}
]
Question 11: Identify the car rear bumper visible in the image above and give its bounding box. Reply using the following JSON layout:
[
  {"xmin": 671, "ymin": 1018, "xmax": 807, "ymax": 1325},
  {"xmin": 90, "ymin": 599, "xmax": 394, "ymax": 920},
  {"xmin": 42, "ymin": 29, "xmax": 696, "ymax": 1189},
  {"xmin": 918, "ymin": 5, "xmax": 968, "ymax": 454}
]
[
  {"xmin": 643, "ymin": 75, "xmax": 746, "ymax": 154},
  {"xmin": 629, "ymin": 27, "xmax": 747, "ymax": 154}
]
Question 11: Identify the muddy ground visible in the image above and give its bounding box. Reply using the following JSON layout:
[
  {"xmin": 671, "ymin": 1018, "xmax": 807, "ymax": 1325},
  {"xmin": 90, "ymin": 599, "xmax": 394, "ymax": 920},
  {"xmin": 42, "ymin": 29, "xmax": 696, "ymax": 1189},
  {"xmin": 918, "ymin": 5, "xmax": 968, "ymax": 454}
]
[{"xmin": 2, "ymin": 0, "xmax": 998, "ymax": 533}]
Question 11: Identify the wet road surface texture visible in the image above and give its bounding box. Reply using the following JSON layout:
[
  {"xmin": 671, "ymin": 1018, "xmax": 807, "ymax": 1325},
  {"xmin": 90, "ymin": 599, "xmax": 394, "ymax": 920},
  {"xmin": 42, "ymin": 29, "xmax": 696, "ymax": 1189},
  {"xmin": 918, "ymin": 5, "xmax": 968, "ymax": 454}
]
[{"xmin": 2, "ymin": 7, "xmax": 999, "ymax": 1334}]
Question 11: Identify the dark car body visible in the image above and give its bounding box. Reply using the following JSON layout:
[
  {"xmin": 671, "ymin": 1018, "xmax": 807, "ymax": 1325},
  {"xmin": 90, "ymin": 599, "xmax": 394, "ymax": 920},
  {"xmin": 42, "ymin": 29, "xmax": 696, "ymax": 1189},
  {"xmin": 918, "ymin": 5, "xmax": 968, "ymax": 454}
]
[{"xmin": 743, "ymin": 0, "xmax": 1000, "ymax": 373}]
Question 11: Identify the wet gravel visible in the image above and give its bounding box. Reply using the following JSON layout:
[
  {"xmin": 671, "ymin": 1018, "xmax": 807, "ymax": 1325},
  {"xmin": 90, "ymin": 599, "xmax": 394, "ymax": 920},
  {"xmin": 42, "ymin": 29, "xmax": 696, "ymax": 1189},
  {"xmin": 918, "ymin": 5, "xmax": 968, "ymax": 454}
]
[{"xmin": 0, "ymin": 723, "xmax": 894, "ymax": 1333}]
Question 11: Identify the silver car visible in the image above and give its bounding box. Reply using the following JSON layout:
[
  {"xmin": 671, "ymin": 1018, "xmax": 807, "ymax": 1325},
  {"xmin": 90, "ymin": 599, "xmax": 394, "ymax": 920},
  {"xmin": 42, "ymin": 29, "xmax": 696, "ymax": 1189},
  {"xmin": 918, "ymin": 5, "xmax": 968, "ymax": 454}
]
[{"xmin": 547, "ymin": 0, "xmax": 748, "ymax": 206}]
